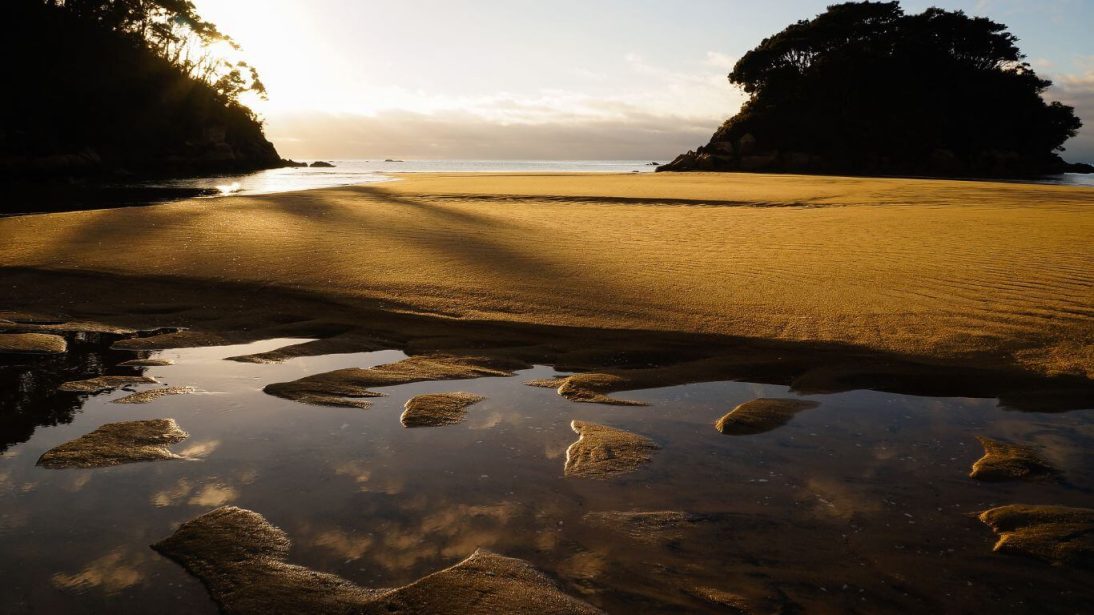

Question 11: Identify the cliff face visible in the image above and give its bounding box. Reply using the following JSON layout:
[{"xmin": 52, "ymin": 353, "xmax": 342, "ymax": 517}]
[{"xmin": 0, "ymin": 3, "xmax": 284, "ymax": 180}]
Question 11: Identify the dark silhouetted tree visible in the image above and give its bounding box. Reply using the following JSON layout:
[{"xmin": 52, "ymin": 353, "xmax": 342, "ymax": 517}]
[
  {"xmin": 660, "ymin": 2, "xmax": 1084, "ymax": 177},
  {"xmin": 1, "ymin": 0, "xmax": 281, "ymax": 178}
]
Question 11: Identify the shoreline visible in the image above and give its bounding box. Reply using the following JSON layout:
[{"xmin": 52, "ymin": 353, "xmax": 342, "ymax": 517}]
[
  {"xmin": 1, "ymin": 171, "xmax": 1092, "ymax": 403},
  {"xmin": 3, "ymin": 165, "xmax": 1092, "ymax": 217}
]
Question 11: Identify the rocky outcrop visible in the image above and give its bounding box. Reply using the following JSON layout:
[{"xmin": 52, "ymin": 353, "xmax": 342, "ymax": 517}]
[
  {"xmin": 265, "ymin": 355, "xmax": 523, "ymax": 409},
  {"xmin": 978, "ymin": 505, "xmax": 1094, "ymax": 567},
  {"xmin": 58, "ymin": 375, "xmax": 158, "ymax": 394},
  {"xmin": 37, "ymin": 418, "xmax": 189, "ymax": 468},
  {"xmin": 969, "ymin": 436, "xmax": 1058, "ymax": 481},
  {"xmin": 564, "ymin": 420, "xmax": 659, "ymax": 479},
  {"xmin": 401, "ymin": 392, "xmax": 485, "ymax": 427},
  {"xmin": 309, "ymin": 161, "xmax": 335, "ymax": 168},
  {"xmin": 0, "ymin": 333, "xmax": 67, "ymax": 354},
  {"xmin": 714, "ymin": 398, "xmax": 818, "ymax": 435},
  {"xmin": 152, "ymin": 506, "xmax": 603, "ymax": 614}
]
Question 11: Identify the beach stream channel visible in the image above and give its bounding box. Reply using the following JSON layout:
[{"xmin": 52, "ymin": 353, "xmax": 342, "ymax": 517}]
[{"xmin": 1, "ymin": 331, "xmax": 1092, "ymax": 613}]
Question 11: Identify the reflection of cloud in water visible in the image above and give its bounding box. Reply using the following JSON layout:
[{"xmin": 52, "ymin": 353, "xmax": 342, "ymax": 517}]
[
  {"xmin": 544, "ymin": 439, "xmax": 569, "ymax": 460},
  {"xmin": 64, "ymin": 473, "xmax": 93, "ymax": 493},
  {"xmin": 189, "ymin": 483, "xmax": 239, "ymax": 507},
  {"xmin": 802, "ymin": 478, "xmax": 881, "ymax": 520},
  {"xmin": 467, "ymin": 410, "xmax": 521, "ymax": 431},
  {"xmin": 557, "ymin": 550, "xmax": 607, "ymax": 583},
  {"xmin": 152, "ymin": 478, "xmax": 239, "ymax": 507},
  {"xmin": 152, "ymin": 478, "xmax": 194, "ymax": 507},
  {"xmin": 303, "ymin": 500, "xmax": 534, "ymax": 572},
  {"xmin": 333, "ymin": 460, "xmax": 404, "ymax": 494},
  {"xmin": 177, "ymin": 439, "xmax": 220, "ymax": 458},
  {"xmin": 309, "ymin": 528, "xmax": 375, "ymax": 561},
  {"xmin": 52, "ymin": 548, "xmax": 144, "ymax": 593}
]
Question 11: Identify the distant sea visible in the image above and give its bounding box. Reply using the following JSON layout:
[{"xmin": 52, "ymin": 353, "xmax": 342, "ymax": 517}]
[
  {"xmin": 143, "ymin": 159, "xmax": 1094, "ymax": 198},
  {"xmin": 140, "ymin": 160, "xmax": 662, "ymax": 198}
]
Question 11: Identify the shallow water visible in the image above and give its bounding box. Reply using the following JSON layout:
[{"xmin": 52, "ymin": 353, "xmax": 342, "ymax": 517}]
[
  {"xmin": 1, "ymin": 336, "xmax": 1092, "ymax": 613},
  {"xmin": 137, "ymin": 160, "xmax": 661, "ymax": 198}
]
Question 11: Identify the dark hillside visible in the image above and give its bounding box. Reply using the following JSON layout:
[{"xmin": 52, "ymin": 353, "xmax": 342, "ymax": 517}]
[{"xmin": 1, "ymin": 1, "xmax": 284, "ymax": 178}]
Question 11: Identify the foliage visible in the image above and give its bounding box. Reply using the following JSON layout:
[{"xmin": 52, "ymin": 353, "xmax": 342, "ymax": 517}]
[
  {"xmin": 1, "ymin": 1, "xmax": 280, "ymax": 176},
  {"xmin": 41, "ymin": 0, "xmax": 266, "ymax": 103},
  {"xmin": 683, "ymin": 2, "xmax": 1083, "ymax": 176}
]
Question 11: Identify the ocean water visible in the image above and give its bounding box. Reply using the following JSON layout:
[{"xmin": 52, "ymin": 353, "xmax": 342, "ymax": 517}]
[
  {"xmin": 139, "ymin": 160, "xmax": 662, "ymax": 197},
  {"xmin": 138, "ymin": 160, "xmax": 1094, "ymax": 199}
]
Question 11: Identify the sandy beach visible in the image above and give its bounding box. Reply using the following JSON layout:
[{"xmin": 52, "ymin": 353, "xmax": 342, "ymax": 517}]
[{"xmin": 2, "ymin": 172, "xmax": 1091, "ymax": 381}]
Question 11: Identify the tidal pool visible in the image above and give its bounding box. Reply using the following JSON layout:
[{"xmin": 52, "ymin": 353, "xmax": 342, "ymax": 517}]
[{"xmin": 1, "ymin": 336, "xmax": 1091, "ymax": 613}]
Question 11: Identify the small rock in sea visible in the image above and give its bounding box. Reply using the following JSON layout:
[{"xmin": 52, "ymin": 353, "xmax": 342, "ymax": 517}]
[
  {"xmin": 0, "ymin": 332, "xmax": 67, "ymax": 354},
  {"xmin": 58, "ymin": 375, "xmax": 158, "ymax": 394},
  {"xmin": 401, "ymin": 392, "xmax": 485, "ymax": 427},
  {"xmin": 309, "ymin": 161, "xmax": 335, "ymax": 167},
  {"xmin": 564, "ymin": 420, "xmax": 659, "ymax": 479},
  {"xmin": 37, "ymin": 419, "xmax": 189, "ymax": 469},
  {"xmin": 978, "ymin": 504, "xmax": 1094, "ymax": 567},
  {"xmin": 969, "ymin": 436, "xmax": 1057, "ymax": 481},
  {"xmin": 152, "ymin": 506, "xmax": 603, "ymax": 614},
  {"xmin": 714, "ymin": 398, "xmax": 819, "ymax": 435}
]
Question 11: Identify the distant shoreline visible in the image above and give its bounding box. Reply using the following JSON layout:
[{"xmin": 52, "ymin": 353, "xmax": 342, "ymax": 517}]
[{"xmin": 3, "ymin": 161, "xmax": 1093, "ymax": 217}]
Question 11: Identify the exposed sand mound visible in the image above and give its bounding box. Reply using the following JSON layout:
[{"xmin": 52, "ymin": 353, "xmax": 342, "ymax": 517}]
[
  {"xmin": 11, "ymin": 321, "xmax": 136, "ymax": 335},
  {"xmin": 37, "ymin": 418, "xmax": 189, "ymax": 469},
  {"xmin": 526, "ymin": 373, "xmax": 646, "ymax": 406},
  {"xmin": 401, "ymin": 392, "xmax": 485, "ymax": 427},
  {"xmin": 0, "ymin": 310, "xmax": 68, "ymax": 324},
  {"xmin": 564, "ymin": 420, "xmax": 659, "ymax": 479},
  {"xmin": 113, "ymin": 330, "xmax": 252, "ymax": 350},
  {"xmin": 978, "ymin": 505, "xmax": 1094, "ymax": 567},
  {"xmin": 684, "ymin": 586, "xmax": 777, "ymax": 614},
  {"xmin": 58, "ymin": 375, "xmax": 158, "ymax": 393},
  {"xmin": 226, "ymin": 335, "xmax": 388, "ymax": 364},
  {"xmin": 1, "ymin": 173, "xmax": 1090, "ymax": 379},
  {"xmin": 714, "ymin": 398, "xmax": 819, "ymax": 435},
  {"xmin": 265, "ymin": 354, "xmax": 521, "ymax": 408},
  {"xmin": 0, "ymin": 333, "xmax": 66, "ymax": 354},
  {"xmin": 118, "ymin": 358, "xmax": 174, "ymax": 366},
  {"xmin": 970, "ymin": 436, "xmax": 1057, "ymax": 481},
  {"xmin": 112, "ymin": 386, "xmax": 195, "ymax": 404},
  {"xmin": 152, "ymin": 506, "xmax": 602, "ymax": 614}
]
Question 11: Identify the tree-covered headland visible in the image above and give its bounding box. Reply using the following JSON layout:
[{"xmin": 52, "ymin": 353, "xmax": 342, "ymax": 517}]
[
  {"xmin": 2, "ymin": 0, "xmax": 287, "ymax": 178},
  {"xmin": 660, "ymin": 2, "xmax": 1090, "ymax": 177}
]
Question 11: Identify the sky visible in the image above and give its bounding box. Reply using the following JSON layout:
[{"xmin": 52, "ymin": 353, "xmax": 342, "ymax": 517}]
[{"xmin": 193, "ymin": 0, "xmax": 1094, "ymax": 162}]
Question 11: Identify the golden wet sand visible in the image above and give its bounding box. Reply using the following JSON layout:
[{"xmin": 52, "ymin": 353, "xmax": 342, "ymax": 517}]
[{"xmin": 1, "ymin": 172, "xmax": 1091, "ymax": 377}]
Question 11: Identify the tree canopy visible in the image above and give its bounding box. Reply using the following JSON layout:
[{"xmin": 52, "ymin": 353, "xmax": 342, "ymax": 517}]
[
  {"xmin": 1, "ymin": 0, "xmax": 282, "ymax": 177},
  {"xmin": 660, "ymin": 1, "xmax": 1085, "ymax": 177}
]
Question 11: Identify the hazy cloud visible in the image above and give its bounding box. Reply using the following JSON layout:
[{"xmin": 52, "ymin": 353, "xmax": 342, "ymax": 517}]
[
  {"xmin": 267, "ymin": 109, "xmax": 720, "ymax": 160},
  {"xmin": 1049, "ymin": 60, "xmax": 1094, "ymax": 162}
]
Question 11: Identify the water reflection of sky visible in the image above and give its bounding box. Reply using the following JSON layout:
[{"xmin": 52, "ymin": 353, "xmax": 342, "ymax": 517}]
[
  {"xmin": 136, "ymin": 160, "xmax": 662, "ymax": 199},
  {"xmin": 0, "ymin": 338, "xmax": 1091, "ymax": 613}
]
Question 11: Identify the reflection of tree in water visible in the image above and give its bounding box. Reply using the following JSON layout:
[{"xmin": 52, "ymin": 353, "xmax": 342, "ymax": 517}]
[{"xmin": 0, "ymin": 333, "xmax": 143, "ymax": 452}]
